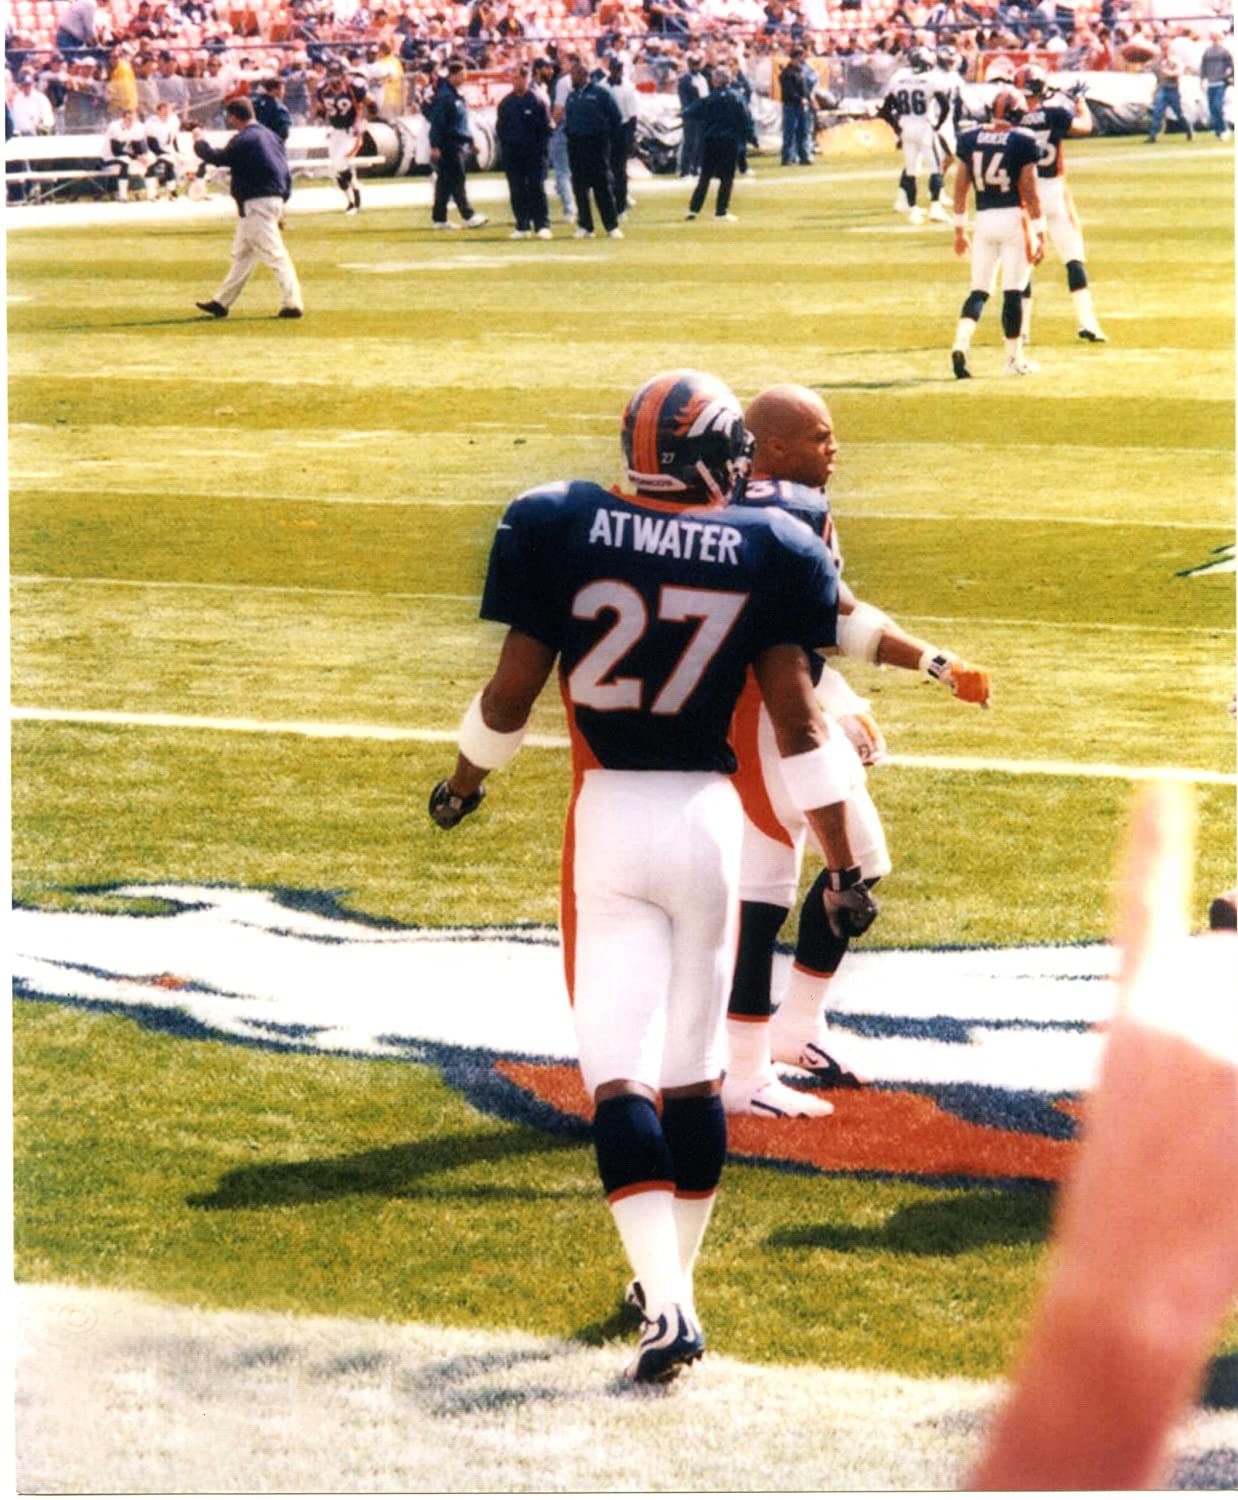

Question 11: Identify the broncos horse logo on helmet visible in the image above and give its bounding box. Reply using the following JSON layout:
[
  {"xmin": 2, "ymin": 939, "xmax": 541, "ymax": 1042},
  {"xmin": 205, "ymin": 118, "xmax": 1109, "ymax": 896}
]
[
  {"xmin": 621, "ymin": 370, "xmax": 750, "ymax": 505},
  {"xmin": 1018, "ymin": 63, "xmax": 1048, "ymax": 97}
]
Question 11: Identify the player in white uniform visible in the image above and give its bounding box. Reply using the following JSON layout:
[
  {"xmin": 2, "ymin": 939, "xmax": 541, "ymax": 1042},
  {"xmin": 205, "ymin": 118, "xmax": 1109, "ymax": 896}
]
[
  {"xmin": 1016, "ymin": 65, "xmax": 1106, "ymax": 345},
  {"xmin": 881, "ymin": 47, "xmax": 954, "ymax": 224},
  {"xmin": 105, "ymin": 108, "xmax": 153, "ymax": 200},
  {"xmin": 144, "ymin": 99, "xmax": 183, "ymax": 199},
  {"xmin": 429, "ymin": 370, "xmax": 879, "ymax": 1384},
  {"xmin": 315, "ymin": 57, "xmax": 368, "ymax": 214},
  {"xmin": 722, "ymin": 384, "xmax": 994, "ymax": 1117}
]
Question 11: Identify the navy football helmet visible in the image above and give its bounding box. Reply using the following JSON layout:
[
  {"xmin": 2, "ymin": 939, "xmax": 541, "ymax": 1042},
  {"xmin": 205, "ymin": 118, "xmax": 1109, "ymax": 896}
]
[
  {"xmin": 990, "ymin": 85, "xmax": 1028, "ymax": 123},
  {"xmin": 621, "ymin": 370, "xmax": 749, "ymax": 505},
  {"xmin": 1018, "ymin": 63, "xmax": 1048, "ymax": 96}
]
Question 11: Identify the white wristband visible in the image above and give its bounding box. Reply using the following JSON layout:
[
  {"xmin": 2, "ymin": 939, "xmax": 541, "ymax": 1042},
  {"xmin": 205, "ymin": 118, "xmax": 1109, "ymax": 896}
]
[
  {"xmin": 835, "ymin": 601, "xmax": 893, "ymax": 664},
  {"xmin": 918, "ymin": 648, "xmax": 953, "ymax": 682},
  {"xmin": 458, "ymin": 692, "xmax": 527, "ymax": 771},
  {"xmin": 778, "ymin": 737, "xmax": 855, "ymax": 812},
  {"xmin": 954, "ymin": 212, "xmax": 967, "ymax": 228},
  {"xmin": 1031, "ymin": 217, "xmax": 1046, "ymax": 236}
]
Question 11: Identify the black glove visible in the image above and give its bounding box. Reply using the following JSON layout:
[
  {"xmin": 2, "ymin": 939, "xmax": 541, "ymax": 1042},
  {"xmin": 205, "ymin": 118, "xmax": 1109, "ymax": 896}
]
[
  {"xmin": 822, "ymin": 865, "xmax": 880, "ymax": 939},
  {"xmin": 428, "ymin": 779, "xmax": 485, "ymax": 830},
  {"xmin": 1068, "ymin": 80, "xmax": 1089, "ymax": 99}
]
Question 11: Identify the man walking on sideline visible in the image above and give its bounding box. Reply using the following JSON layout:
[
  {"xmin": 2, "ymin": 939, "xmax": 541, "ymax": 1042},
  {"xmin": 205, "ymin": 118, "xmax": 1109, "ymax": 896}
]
[
  {"xmin": 430, "ymin": 59, "xmax": 489, "ymax": 230},
  {"xmin": 497, "ymin": 64, "xmax": 552, "ymax": 237},
  {"xmin": 192, "ymin": 97, "xmax": 304, "ymax": 319},
  {"xmin": 685, "ymin": 67, "xmax": 753, "ymax": 222}
]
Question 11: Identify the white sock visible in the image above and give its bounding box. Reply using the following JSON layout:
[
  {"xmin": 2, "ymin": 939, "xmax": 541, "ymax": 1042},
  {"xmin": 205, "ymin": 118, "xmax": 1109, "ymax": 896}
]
[
  {"xmin": 1004, "ymin": 335, "xmax": 1022, "ymax": 360},
  {"xmin": 1021, "ymin": 298, "xmax": 1033, "ymax": 344},
  {"xmin": 775, "ymin": 963, "xmax": 833, "ymax": 1035},
  {"xmin": 609, "ymin": 1189, "xmax": 686, "ymax": 1312},
  {"xmin": 1072, "ymin": 286, "xmax": 1098, "ymax": 330},
  {"xmin": 726, "ymin": 1016, "xmax": 771, "ymax": 1077},
  {"xmin": 952, "ymin": 316, "xmax": 976, "ymax": 353},
  {"xmin": 117, "ymin": 180, "xmax": 128, "ymax": 201},
  {"xmin": 672, "ymin": 1192, "xmax": 717, "ymax": 1312}
]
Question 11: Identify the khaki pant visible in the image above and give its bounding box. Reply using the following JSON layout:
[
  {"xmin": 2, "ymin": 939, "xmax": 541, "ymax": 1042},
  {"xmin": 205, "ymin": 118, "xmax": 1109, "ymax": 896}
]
[{"xmin": 216, "ymin": 195, "xmax": 302, "ymax": 312}]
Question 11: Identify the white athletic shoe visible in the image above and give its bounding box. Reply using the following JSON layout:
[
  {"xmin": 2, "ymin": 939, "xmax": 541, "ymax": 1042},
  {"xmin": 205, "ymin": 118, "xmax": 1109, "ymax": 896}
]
[
  {"xmin": 908, "ymin": 206, "xmax": 926, "ymax": 225},
  {"xmin": 927, "ymin": 201, "xmax": 949, "ymax": 223},
  {"xmin": 509, "ymin": 229, "xmax": 530, "ymax": 238},
  {"xmin": 770, "ymin": 1021, "xmax": 866, "ymax": 1088},
  {"xmin": 624, "ymin": 1302, "xmax": 705, "ymax": 1385},
  {"xmin": 574, "ymin": 227, "xmax": 594, "ymax": 238},
  {"xmin": 535, "ymin": 227, "xmax": 553, "ymax": 239},
  {"xmin": 893, "ymin": 193, "xmax": 910, "ymax": 214},
  {"xmin": 431, "ymin": 220, "xmax": 459, "ymax": 231},
  {"xmin": 714, "ymin": 212, "xmax": 738, "ymax": 221},
  {"xmin": 1003, "ymin": 355, "xmax": 1040, "ymax": 375},
  {"xmin": 464, "ymin": 214, "xmax": 488, "ymax": 228},
  {"xmin": 722, "ymin": 1070, "xmax": 834, "ymax": 1118},
  {"xmin": 608, "ymin": 227, "xmax": 624, "ymax": 238}
]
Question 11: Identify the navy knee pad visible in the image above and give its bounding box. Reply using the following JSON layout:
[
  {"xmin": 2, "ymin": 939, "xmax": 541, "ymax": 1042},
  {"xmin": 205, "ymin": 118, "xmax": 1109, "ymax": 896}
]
[
  {"xmin": 335, "ymin": 170, "xmax": 352, "ymax": 192},
  {"xmin": 1066, "ymin": 259, "xmax": 1088, "ymax": 292},
  {"xmin": 727, "ymin": 901, "xmax": 789, "ymax": 1020},
  {"xmin": 793, "ymin": 869, "xmax": 852, "ymax": 978},
  {"xmin": 660, "ymin": 1094, "xmax": 727, "ymax": 1195},
  {"xmin": 593, "ymin": 1094, "xmax": 673, "ymax": 1198},
  {"xmin": 928, "ymin": 172, "xmax": 943, "ymax": 199},
  {"xmin": 1001, "ymin": 288, "xmax": 1024, "ymax": 337},
  {"xmin": 961, "ymin": 289, "xmax": 989, "ymax": 323}
]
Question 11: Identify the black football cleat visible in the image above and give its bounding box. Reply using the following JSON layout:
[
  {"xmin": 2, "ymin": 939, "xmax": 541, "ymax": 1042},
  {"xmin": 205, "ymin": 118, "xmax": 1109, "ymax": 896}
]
[
  {"xmin": 625, "ymin": 1303, "xmax": 705, "ymax": 1385},
  {"xmin": 1077, "ymin": 327, "xmax": 1107, "ymax": 343},
  {"xmin": 277, "ymin": 307, "xmax": 304, "ymax": 319},
  {"xmin": 952, "ymin": 349, "xmax": 971, "ymax": 380},
  {"xmin": 195, "ymin": 300, "xmax": 228, "ymax": 318}
]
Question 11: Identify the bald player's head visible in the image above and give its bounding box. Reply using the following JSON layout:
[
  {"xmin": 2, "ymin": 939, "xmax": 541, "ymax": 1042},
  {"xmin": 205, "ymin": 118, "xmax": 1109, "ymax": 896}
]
[{"xmin": 744, "ymin": 383, "xmax": 838, "ymax": 490}]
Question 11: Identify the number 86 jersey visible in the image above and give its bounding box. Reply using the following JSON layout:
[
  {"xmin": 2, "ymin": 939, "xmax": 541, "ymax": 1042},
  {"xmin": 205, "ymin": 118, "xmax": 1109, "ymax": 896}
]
[{"xmin": 479, "ymin": 479, "xmax": 841, "ymax": 772}]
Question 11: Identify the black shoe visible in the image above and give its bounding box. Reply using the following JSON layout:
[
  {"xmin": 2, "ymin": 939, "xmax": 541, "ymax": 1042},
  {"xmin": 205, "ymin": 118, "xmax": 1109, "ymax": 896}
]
[
  {"xmin": 1077, "ymin": 327, "xmax": 1106, "ymax": 343},
  {"xmin": 952, "ymin": 349, "xmax": 971, "ymax": 380},
  {"xmin": 277, "ymin": 307, "xmax": 304, "ymax": 319},
  {"xmin": 195, "ymin": 299, "xmax": 228, "ymax": 318}
]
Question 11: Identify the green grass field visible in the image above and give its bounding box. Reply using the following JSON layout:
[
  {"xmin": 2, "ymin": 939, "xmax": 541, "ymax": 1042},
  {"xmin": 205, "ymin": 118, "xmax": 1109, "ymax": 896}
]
[{"xmin": 9, "ymin": 137, "xmax": 1237, "ymax": 1403}]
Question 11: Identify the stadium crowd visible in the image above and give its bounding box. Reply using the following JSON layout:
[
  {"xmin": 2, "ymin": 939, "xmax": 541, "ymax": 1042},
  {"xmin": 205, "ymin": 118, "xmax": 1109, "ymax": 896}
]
[{"xmin": 4, "ymin": 0, "xmax": 1234, "ymax": 136}]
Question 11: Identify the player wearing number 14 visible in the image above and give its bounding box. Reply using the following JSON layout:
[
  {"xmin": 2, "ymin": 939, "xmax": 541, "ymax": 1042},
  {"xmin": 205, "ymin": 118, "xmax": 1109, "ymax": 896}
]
[
  {"xmin": 429, "ymin": 369, "xmax": 876, "ymax": 1385},
  {"xmin": 950, "ymin": 87, "xmax": 1045, "ymax": 379}
]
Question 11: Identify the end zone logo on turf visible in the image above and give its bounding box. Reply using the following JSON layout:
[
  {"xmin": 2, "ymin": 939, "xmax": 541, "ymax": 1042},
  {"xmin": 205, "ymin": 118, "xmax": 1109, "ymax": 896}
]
[{"xmin": 12, "ymin": 883, "xmax": 1117, "ymax": 1186}]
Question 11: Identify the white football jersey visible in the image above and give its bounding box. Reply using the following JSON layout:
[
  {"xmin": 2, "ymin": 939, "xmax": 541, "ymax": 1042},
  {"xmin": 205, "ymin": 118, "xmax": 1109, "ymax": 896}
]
[{"xmin": 884, "ymin": 66, "xmax": 951, "ymax": 129}]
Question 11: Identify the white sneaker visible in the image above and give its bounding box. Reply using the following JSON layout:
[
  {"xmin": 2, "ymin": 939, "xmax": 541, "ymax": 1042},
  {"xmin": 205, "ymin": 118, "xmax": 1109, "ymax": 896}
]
[
  {"xmin": 624, "ymin": 1302, "xmax": 705, "ymax": 1385},
  {"xmin": 770, "ymin": 1021, "xmax": 866, "ymax": 1087},
  {"xmin": 714, "ymin": 212, "xmax": 738, "ymax": 222},
  {"xmin": 464, "ymin": 214, "xmax": 488, "ymax": 228},
  {"xmin": 509, "ymin": 229, "xmax": 530, "ymax": 239},
  {"xmin": 608, "ymin": 227, "xmax": 624, "ymax": 239},
  {"xmin": 909, "ymin": 206, "xmax": 926, "ymax": 225},
  {"xmin": 684, "ymin": 210, "xmax": 698, "ymax": 220},
  {"xmin": 722, "ymin": 1069, "xmax": 833, "ymax": 1118},
  {"xmin": 535, "ymin": 227, "xmax": 553, "ymax": 239},
  {"xmin": 893, "ymin": 194, "xmax": 910, "ymax": 214},
  {"xmin": 431, "ymin": 220, "xmax": 459, "ymax": 231},
  {"xmin": 1003, "ymin": 355, "xmax": 1039, "ymax": 375},
  {"xmin": 927, "ymin": 201, "xmax": 949, "ymax": 223},
  {"xmin": 573, "ymin": 227, "xmax": 594, "ymax": 239}
]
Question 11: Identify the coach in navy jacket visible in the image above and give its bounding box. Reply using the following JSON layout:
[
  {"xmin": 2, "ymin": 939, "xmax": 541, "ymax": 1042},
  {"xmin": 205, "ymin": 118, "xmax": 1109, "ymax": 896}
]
[
  {"xmin": 428, "ymin": 59, "xmax": 486, "ymax": 229},
  {"xmin": 496, "ymin": 65, "xmax": 552, "ymax": 235},
  {"xmin": 685, "ymin": 69, "xmax": 755, "ymax": 221}
]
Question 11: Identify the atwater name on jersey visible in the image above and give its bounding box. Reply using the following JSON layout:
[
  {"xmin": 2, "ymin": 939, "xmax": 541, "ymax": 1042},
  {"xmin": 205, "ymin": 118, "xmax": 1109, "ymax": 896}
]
[{"xmin": 480, "ymin": 479, "xmax": 840, "ymax": 773}]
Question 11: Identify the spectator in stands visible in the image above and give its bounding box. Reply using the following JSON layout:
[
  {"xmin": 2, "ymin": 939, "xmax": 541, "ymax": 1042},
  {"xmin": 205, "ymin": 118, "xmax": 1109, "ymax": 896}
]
[
  {"xmin": 63, "ymin": 55, "xmax": 108, "ymax": 127},
  {"xmin": 127, "ymin": 1, "xmax": 159, "ymax": 40},
  {"xmin": 252, "ymin": 73, "xmax": 292, "ymax": 135},
  {"xmin": 496, "ymin": 61, "xmax": 552, "ymax": 235},
  {"xmin": 563, "ymin": 52, "xmax": 624, "ymax": 236},
  {"xmin": 429, "ymin": 57, "xmax": 489, "ymax": 228},
  {"xmin": 157, "ymin": 48, "xmax": 190, "ymax": 111},
  {"xmin": 107, "ymin": 44, "xmax": 139, "ymax": 110},
  {"xmin": 55, "ymin": 0, "xmax": 104, "ymax": 61},
  {"xmin": 1199, "ymin": 30, "xmax": 1233, "ymax": 139},
  {"xmin": 676, "ymin": 51, "xmax": 709, "ymax": 173},
  {"xmin": 10, "ymin": 68, "xmax": 55, "ymax": 134},
  {"xmin": 370, "ymin": 37, "xmax": 404, "ymax": 115},
  {"xmin": 134, "ymin": 50, "xmax": 160, "ymax": 113}
]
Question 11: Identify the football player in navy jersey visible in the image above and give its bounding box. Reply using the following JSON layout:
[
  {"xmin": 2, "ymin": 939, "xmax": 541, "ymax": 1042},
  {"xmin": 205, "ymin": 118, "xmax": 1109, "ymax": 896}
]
[
  {"xmin": 315, "ymin": 56, "xmax": 367, "ymax": 214},
  {"xmin": 950, "ymin": 86, "xmax": 1046, "ymax": 379},
  {"xmin": 429, "ymin": 370, "xmax": 882, "ymax": 1385},
  {"xmin": 1016, "ymin": 66, "xmax": 1106, "ymax": 345},
  {"xmin": 723, "ymin": 384, "xmax": 994, "ymax": 1117}
]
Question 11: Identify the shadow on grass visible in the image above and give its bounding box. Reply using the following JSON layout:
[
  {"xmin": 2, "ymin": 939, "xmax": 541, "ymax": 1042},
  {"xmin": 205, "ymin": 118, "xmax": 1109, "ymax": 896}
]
[
  {"xmin": 187, "ymin": 1127, "xmax": 587, "ymax": 1211},
  {"xmin": 766, "ymin": 1189, "xmax": 1054, "ymax": 1257}
]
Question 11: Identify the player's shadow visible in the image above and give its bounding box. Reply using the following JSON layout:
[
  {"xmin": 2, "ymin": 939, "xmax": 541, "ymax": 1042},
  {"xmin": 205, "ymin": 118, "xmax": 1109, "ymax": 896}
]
[
  {"xmin": 766, "ymin": 1189, "xmax": 1054, "ymax": 1257},
  {"xmin": 186, "ymin": 1127, "xmax": 587, "ymax": 1211}
]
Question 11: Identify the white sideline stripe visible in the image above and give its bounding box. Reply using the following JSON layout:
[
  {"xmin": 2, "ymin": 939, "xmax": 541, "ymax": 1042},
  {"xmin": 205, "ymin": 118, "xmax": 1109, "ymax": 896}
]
[
  {"xmin": 10, "ymin": 706, "xmax": 1235, "ymax": 784},
  {"xmin": 10, "ymin": 575, "xmax": 1233, "ymax": 635}
]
